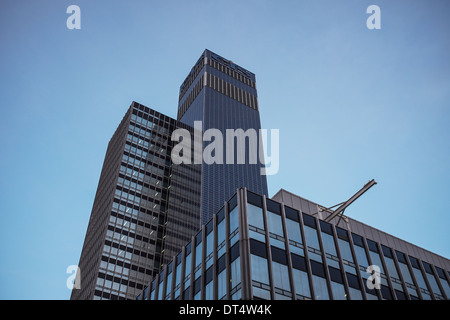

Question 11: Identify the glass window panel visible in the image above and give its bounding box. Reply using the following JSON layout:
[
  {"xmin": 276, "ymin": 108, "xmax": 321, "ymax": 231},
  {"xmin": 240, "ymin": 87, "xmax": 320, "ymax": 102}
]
[
  {"xmin": 251, "ymin": 254, "xmax": 270, "ymax": 285},
  {"xmin": 267, "ymin": 211, "xmax": 283, "ymax": 236},
  {"xmin": 185, "ymin": 252, "xmax": 192, "ymax": 278},
  {"xmin": 195, "ymin": 241, "xmax": 202, "ymax": 268},
  {"xmin": 217, "ymin": 270, "xmax": 227, "ymax": 299},
  {"xmin": 289, "ymin": 244, "xmax": 304, "ymax": 256},
  {"xmin": 270, "ymin": 237, "xmax": 285, "ymax": 250},
  {"xmin": 205, "ymin": 281, "xmax": 213, "ymax": 300},
  {"xmin": 437, "ymin": 276, "xmax": 450, "ymax": 298},
  {"xmin": 321, "ymin": 232, "xmax": 337, "ymax": 256},
  {"xmin": 312, "ymin": 275, "xmax": 329, "ymax": 300},
  {"xmin": 353, "ymin": 245, "xmax": 369, "ymax": 268},
  {"xmin": 231, "ymin": 289, "xmax": 242, "ymax": 300},
  {"xmin": 411, "ymin": 268, "xmax": 429, "ymax": 292},
  {"xmin": 398, "ymin": 262, "xmax": 414, "ymax": 285},
  {"xmin": 229, "ymin": 207, "xmax": 239, "ymax": 234},
  {"xmin": 368, "ymin": 251, "xmax": 385, "ymax": 274},
  {"xmin": 348, "ymin": 287, "xmax": 363, "ymax": 300},
  {"xmin": 292, "ymin": 268, "xmax": 311, "ymax": 299},
  {"xmin": 272, "ymin": 261, "xmax": 291, "ymax": 292},
  {"xmin": 166, "ymin": 273, "xmax": 172, "ymax": 300},
  {"xmin": 231, "ymin": 257, "xmax": 241, "ymax": 290},
  {"xmin": 304, "ymin": 225, "xmax": 320, "ymax": 250},
  {"xmin": 247, "ymin": 204, "xmax": 265, "ymax": 230},
  {"xmin": 249, "ymin": 229, "xmax": 266, "ymax": 243},
  {"xmin": 337, "ymin": 238, "xmax": 354, "ymax": 263},
  {"xmin": 217, "ymin": 219, "xmax": 226, "ymax": 245},
  {"xmin": 206, "ymin": 231, "xmax": 214, "ymax": 257},
  {"xmin": 252, "ymin": 286, "xmax": 271, "ymax": 300},
  {"xmin": 330, "ymin": 281, "xmax": 347, "ymax": 300},
  {"xmin": 286, "ymin": 218, "xmax": 302, "ymax": 244}
]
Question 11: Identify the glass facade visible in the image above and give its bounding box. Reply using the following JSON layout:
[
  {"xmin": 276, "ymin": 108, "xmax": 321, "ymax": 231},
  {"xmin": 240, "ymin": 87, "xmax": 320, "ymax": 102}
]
[
  {"xmin": 177, "ymin": 49, "xmax": 268, "ymax": 224},
  {"xmin": 72, "ymin": 102, "xmax": 201, "ymax": 300},
  {"xmin": 137, "ymin": 189, "xmax": 450, "ymax": 300}
]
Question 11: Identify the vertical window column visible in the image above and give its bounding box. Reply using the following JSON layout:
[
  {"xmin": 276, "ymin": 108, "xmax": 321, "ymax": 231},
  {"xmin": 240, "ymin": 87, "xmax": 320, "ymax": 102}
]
[
  {"xmin": 319, "ymin": 221, "xmax": 347, "ymax": 300},
  {"xmin": 381, "ymin": 245, "xmax": 406, "ymax": 300},
  {"xmin": 395, "ymin": 251, "xmax": 420, "ymax": 299},
  {"xmin": 409, "ymin": 256, "xmax": 432, "ymax": 300},
  {"xmin": 351, "ymin": 234, "xmax": 378, "ymax": 300},
  {"xmin": 193, "ymin": 230, "xmax": 203, "ymax": 300},
  {"xmin": 302, "ymin": 214, "xmax": 329, "ymax": 300},
  {"xmin": 366, "ymin": 240, "xmax": 393, "ymax": 300},
  {"xmin": 216, "ymin": 207, "xmax": 227, "ymax": 300},
  {"xmin": 336, "ymin": 227, "xmax": 364, "ymax": 300},
  {"xmin": 422, "ymin": 262, "xmax": 445, "ymax": 300},
  {"xmin": 183, "ymin": 242, "xmax": 193, "ymax": 300},
  {"xmin": 165, "ymin": 262, "xmax": 173, "ymax": 300},
  {"xmin": 435, "ymin": 267, "xmax": 450, "ymax": 299},
  {"xmin": 173, "ymin": 252, "xmax": 182, "ymax": 300}
]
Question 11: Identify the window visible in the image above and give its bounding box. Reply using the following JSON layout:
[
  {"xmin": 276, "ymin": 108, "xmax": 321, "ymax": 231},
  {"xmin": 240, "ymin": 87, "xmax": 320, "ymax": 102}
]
[
  {"xmin": 184, "ymin": 242, "xmax": 192, "ymax": 290},
  {"xmin": 435, "ymin": 267, "xmax": 450, "ymax": 299},
  {"xmin": 193, "ymin": 276, "xmax": 202, "ymax": 300},
  {"xmin": 195, "ymin": 232, "xmax": 203, "ymax": 270},
  {"xmin": 247, "ymin": 203, "xmax": 264, "ymax": 230},
  {"xmin": 230, "ymin": 243, "xmax": 241, "ymax": 291},
  {"xmin": 271, "ymin": 246, "xmax": 291, "ymax": 297},
  {"xmin": 329, "ymin": 266, "xmax": 347, "ymax": 300},
  {"xmin": 292, "ymin": 267, "xmax": 311, "ymax": 299},
  {"xmin": 204, "ymin": 266, "xmax": 214, "ymax": 300},
  {"xmin": 353, "ymin": 241, "xmax": 369, "ymax": 269},
  {"xmin": 310, "ymin": 260, "xmax": 329, "ymax": 300},
  {"xmin": 174, "ymin": 253, "xmax": 182, "ymax": 299},
  {"xmin": 381, "ymin": 245, "xmax": 404, "ymax": 296},
  {"xmin": 422, "ymin": 262, "xmax": 445, "ymax": 299},
  {"xmin": 217, "ymin": 208, "xmax": 226, "ymax": 257},
  {"xmin": 217, "ymin": 255, "xmax": 227, "ymax": 299},
  {"xmin": 205, "ymin": 220, "xmax": 214, "ymax": 268},
  {"xmin": 396, "ymin": 251, "xmax": 419, "ymax": 299},
  {"xmin": 251, "ymin": 254, "xmax": 270, "ymax": 285},
  {"xmin": 337, "ymin": 238, "xmax": 355, "ymax": 272},
  {"xmin": 312, "ymin": 275, "xmax": 329, "ymax": 300},
  {"xmin": 286, "ymin": 217, "xmax": 303, "ymax": 256},
  {"xmin": 158, "ymin": 270, "xmax": 165, "ymax": 300},
  {"xmin": 304, "ymin": 225, "xmax": 320, "ymax": 251},
  {"xmin": 267, "ymin": 210, "xmax": 283, "ymax": 236},
  {"xmin": 286, "ymin": 218, "xmax": 302, "ymax": 244},
  {"xmin": 346, "ymin": 272, "xmax": 363, "ymax": 300},
  {"xmin": 321, "ymin": 232, "xmax": 337, "ymax": 256},
  {"xmin": 229, "ymin": 206, "xmax": 239, "ymax": 235},
  {"xmin": 272, "ymin": 261, "xmax": 291, "ymax": 297},
  {"xmin": 409, "ymin": 256, "xmax": 432, "ymax": 300}
]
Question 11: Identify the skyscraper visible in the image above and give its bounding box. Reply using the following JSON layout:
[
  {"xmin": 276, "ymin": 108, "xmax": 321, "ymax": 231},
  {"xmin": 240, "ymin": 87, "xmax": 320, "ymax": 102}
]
[
  {"xmin": 72, "ymin": 49, "xmax": 271, "ymax": 300},
  {"xmin": 177, "ymin": 49, "xmax": 269, "ymax": 224},
  {"xmin": 71, "ymin": 102, "xmax": 201, "ymax": 300}
]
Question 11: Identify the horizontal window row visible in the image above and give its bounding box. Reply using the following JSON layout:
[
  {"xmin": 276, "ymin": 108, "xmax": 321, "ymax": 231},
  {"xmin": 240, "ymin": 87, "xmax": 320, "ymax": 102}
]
[
  {"xmin": 204, "ymin": 72, "xmax": 258, "ymax": 111},
  {"xmin": 207, "ymin": 56, "xmax": 255, "ymax": 89}
]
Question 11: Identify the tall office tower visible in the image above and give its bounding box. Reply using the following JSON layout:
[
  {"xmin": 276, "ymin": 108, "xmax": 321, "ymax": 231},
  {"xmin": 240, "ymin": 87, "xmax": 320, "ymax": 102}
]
[
  {"xmin": 177, "ymin": 49, "xmax": 269, "ymax": 224},
  {"xmin": 71, "ymin": 102, "xmax": 201, "ymax": 300},
  {"xmin": 138, "ymin": 188, "xmax": 450, "ymax": 301}
]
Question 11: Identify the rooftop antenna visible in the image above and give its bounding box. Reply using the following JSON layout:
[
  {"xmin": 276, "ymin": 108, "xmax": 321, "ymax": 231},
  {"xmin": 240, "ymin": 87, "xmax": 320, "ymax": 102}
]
[{"xmin": 320, "ymin": 179, "xmax": 377, "ymax": 225}]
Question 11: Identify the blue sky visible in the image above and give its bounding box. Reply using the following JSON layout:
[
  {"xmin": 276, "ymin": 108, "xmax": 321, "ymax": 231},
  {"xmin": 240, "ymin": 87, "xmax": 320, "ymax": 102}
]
[{"xmin": 0, "ymin": 0, "xmax": 449, "ymax": 299}]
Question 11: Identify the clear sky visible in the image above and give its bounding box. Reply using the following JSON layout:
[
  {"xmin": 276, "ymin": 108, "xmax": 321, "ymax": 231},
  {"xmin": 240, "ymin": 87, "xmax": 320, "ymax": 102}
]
[{"xmin": 0, "ymin": 0, "xmax": 449, "ymax": 300}]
